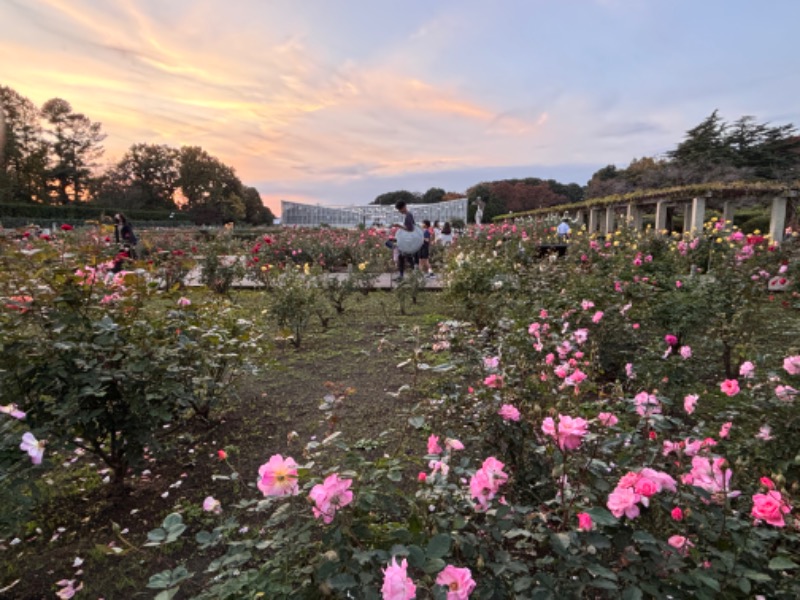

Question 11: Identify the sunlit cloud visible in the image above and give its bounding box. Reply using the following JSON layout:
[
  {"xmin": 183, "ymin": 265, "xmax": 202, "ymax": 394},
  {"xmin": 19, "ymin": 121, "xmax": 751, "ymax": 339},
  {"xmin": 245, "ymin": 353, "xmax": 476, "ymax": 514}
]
[{"xmin": 3, "ymin": 0, "xmax": 800, "ymax": 210}]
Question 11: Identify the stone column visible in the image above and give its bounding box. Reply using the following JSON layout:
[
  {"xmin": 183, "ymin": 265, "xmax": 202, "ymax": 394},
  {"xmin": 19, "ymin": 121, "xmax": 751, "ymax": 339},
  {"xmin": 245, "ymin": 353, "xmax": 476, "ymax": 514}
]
[
  {"xmin": 722, "ymin": 201, "xmax": 735, "ymax": 228},
  {"xmin": 574, "ymin": 211, "xmax": 586, "ymax": 226},
  {"xmin": 604, "ymin": 206, "xmax": 615, "ymax": 235},
  {"xmin": 655, "ymin": 200, "xmax": 668, "ymax": 232},
  {"xmin": 690, "ymin": 196, "xmax": 706, "ymax": 233},
  {"xmin": 626, "ymin": 203, "xmax": 642, "ymax": 229},
  {"xmin": 769, "ymin": 195, "xmax": 788, "ymax": 243},
  {"xmin": 588, "ymin": 208, "xmax": 600, "ymax": 233},
  {"xmin": 683, "ymin": 206, "xmax": 692, "ymax": 233}
]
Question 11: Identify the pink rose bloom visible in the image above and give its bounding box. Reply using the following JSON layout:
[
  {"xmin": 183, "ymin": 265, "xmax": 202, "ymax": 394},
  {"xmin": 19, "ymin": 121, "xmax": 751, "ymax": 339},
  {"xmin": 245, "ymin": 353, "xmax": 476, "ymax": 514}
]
[
  {"xmin": 639, "ymin": 468, "xmax": 677, "ymax": 493},
  {"xmin": 258, "ymin": 454, "xmax": 300, "ymax": 497},
  {"xmin": 177, "ymin": 297, "xmax": 192, "ymax": 307},
  {"xmin": 679, "ymin": 346, "xmax": 692, "ymax": 360},
  {"xmin": 469, "ymin": 457, "xmax": 508, "ymax": 511},
  {"xmin": 528, "ymin": 322, "xmax": 541, "ymax": 336},
  {"xmin": 632, "ymin": 323, "xmax": 640, "ymax": 330},
  {"xmin": 664, "ymin": 334, "xmax": 678, "ymax": 346},
  {"xmin": 739, "ymin": 361, "xmax": 755, "ymax": 378},
  {"xmin": 756, "ymin": 425, "xmax": 773, "ymax": 441},
  {"xmin": 542, "ymin": 417, "xmax": 556, "ymax": 439},
  {"xmin": 382, "ymin": 557, "xmax": 416, "ymax": 600},
  {"xmin": 671, "ymin": 507, "xmax": 684, "ymax": 521},
  {"xmin": 0, "ymin": 403, "xmax": 26, "ymax": 420},
  {"xmin": 607, "ymin": 486, "xmax": 641, "ymax": 519},
  {"xmin": 577, "ymin": 512, "xmax": 593, "ymax": 531},
  {"xmin": 634, "ymin": 391, "xmax": 661, "ymax": 417},
  {"xmin": 720, "ymin": 379, "xmax": 740, "ymax": 397},
  {"xmin": 675, "ymin": 280, "xmax": 682, "ymax": 288},
  {"xmin": 760, "ymin": 476, "xmax": 775, "ymax": 490},
  {"xmin": 557, "ymin": 415, "xmax": 589, "ymax": 450},
  {"xmin": 668, "ymin": 535, "xmax": 693, "ymax": 555},
  {"xmin": 483, "ymin": 356, "xmax": 500, "ymax": 370},
  {"xmin": 309, "ymin": 473, "xmax": 354, "ymax": 524},
  {"xmin": 573, "ymin": 328, "xmax": 589, "ymax": 344},
  {"xmin": 617, "ymin": 471, "xmax": 641, "ymax": 490},
  {"xmin": 662, "ymin": 440, "xmax": 681, "ymax": 456},
  {"xmin": 539, "ymin": 309, "xmax": 548, "ymax": 318},
  {"xmin": 719, "ymin": 422, "xmax": 732, "ymax": 438},
  {"xmin": 597, "ymin": 412, "xmax": 618, "ymax": 427},
  {"xmin": 545, "ymin": 353, "xmax": 555, "ymax": 365},
  {"xmin": 684, "ymin": 394, "xmax": 699, "ymax": 415},
  {"xmin": 19, "ymin": 432, "xmax": 45, "ymax": 465},
  {"xmin": 634, "ymin": 477, "xmax": 659, "ymax": 498},
  {"xmin": 418, "ymin": 472, "xmax": 427, "ymax": 482},
  {"xmin": 591, "ymin": 311, "xmax": 604, "ymax": 324},
  {"xmin": 554, "ymin": 364, "xmax": 569, "ymax": 379},
  {"xmin": 751, "ymin": 491, "xmax": 792, "ymax": 527},
  {"xmin": 203, "ymin": 496, "xmax": 222, "ymax": 514},
  {"xmin": 775, "ymin": 385, "xmax": 798, "ymax": 402},
  {"xmin": 581, "ymin": 300, "xmax": 595, "ymax": 311},
  {"xmin": 436, "ymin": 565, "xmax": 476, "ymax": 599},
  {"xmin": 625, "ymin": 363, "xmax": 636, "ymax": 379},
  {"xmin": 783, "ymin": 355, "xmax": 800, "ymax": 376},
  {"xmin": 428, "ymin": 435, "xmax": 443, "ymax": 455},
  {"xmin": 483, "ymin": 374, "xmax": 503, "ymax": 388},
  {"xmin": 445, "ymin": 438, "xmax": 465, "ymax": 451},
  {"xmin": 498, "ymin": 404, "xmax": 521, "ymax": 422},
  {"xmin": 565, "ymin": 369, "xmax": 587, "ymax": 387}
]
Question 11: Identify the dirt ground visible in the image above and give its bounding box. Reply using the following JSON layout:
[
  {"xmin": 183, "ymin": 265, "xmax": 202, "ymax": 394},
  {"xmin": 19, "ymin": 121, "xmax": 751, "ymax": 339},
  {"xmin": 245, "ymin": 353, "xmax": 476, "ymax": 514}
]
[{"xmin": 0, "ymin": 289, "xmax": 455, "ymax": 599}]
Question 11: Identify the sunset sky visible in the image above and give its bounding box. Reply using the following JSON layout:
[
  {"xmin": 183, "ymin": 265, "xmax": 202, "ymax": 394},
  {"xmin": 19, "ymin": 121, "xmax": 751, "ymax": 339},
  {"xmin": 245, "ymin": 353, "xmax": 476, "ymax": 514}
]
[{"xmin": 3, "ymin": 0, "xmax": 799, "ymax": 215}]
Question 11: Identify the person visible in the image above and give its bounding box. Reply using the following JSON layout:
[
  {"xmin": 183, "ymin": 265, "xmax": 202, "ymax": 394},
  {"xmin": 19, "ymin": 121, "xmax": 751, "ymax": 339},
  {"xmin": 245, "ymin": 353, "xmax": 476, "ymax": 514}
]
[
  {"xmin": 419, "ymin": 219, "xmax": 434, "ymax": 278},
  {"xmin": 391, "ymin": 201, "xmax": 419, "ymax": 281},
  {"xmin": 114, "ymin": 213, "xmax": 138, "ymax": 257},
  {"xmin": 433, "ymin": 220, "xmax": 442, "ymax": 241},
  {"xmin": 437, "ymin": 221, "xmax": 454, "ymax": 246},
  {"xmin": 556, "ymin": 218, "xmax": 571, "ymax": 241}
]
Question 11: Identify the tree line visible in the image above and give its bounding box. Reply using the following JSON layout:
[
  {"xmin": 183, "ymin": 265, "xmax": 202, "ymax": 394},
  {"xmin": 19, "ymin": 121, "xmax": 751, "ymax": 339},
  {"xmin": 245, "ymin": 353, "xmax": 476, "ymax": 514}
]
[
  {"xmin": 370, "ymin": 111, "xmax": 800, "ymax": 223},
  {"xmin": 0, "ymin": 86, "xmax": 274, "ymax": 225}
]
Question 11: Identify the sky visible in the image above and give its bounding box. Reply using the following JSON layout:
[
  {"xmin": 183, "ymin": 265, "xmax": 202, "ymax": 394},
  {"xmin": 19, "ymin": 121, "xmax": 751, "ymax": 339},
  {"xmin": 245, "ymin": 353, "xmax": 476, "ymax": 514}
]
[{"xmin": 2, "ymin": 0, "xmax": 799, "ymax": 216}]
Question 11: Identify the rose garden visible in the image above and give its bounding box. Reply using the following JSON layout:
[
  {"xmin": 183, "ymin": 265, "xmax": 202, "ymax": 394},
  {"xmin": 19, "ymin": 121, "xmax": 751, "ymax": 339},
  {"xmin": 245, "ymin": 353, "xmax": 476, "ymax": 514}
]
[{"xmin": 1, "ymin": 217, "xmax": 799, "ymax": 599}]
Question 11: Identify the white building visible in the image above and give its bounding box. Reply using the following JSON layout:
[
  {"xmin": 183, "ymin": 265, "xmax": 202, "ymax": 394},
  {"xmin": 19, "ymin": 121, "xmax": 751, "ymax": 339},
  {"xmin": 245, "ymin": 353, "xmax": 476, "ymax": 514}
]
[{"xmin": 281, "ymin": 198, "xmax": 468, "ymax": 228}]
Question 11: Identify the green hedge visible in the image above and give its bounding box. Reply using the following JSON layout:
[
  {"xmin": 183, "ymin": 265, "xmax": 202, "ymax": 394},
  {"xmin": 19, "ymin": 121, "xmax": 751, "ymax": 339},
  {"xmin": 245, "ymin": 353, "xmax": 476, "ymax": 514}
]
[{"xmin": 0, "ymin": 203, "xmax": 193, "ymax": 225}]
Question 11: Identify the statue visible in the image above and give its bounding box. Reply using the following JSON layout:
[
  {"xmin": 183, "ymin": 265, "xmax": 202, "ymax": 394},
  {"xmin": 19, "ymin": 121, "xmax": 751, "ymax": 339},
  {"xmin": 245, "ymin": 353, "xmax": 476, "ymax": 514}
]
[{"xmin": 474, "ymin": 197, "xmax": 486, "ymax": 226}]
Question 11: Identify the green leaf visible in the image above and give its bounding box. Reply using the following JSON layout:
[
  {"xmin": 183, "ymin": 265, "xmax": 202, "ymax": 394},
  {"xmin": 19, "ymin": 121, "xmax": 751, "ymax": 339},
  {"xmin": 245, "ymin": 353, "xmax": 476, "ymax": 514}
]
[
  {"xmin": 621, "ymin": 587, "xmax": 643, "ymax": 600},
  {"xmin": 408, "ymin": 416, "xmax": 425, "ymax": 429},
  {"xmin": 423, "ymin": 557, "xmax": 446, "ymax": 574},
  {"xmin": 768, "ymin": 556, "xmax": 799, "ymax": 570},
  {"xmin": 550, "ymin": 532, "xmax": 571, "ymax": 553},
  {"xmin": 632, "ymin": 531, "xmax": 657, "ymax": 545},
  {"xmin": 586, "ymin": 507, "xmax": 618, "ymax": 526},
  {"xmin": 694, "ymin": 574, "xmax": 721, "ymax": 592},
  {"xmin": 426, "ymin": 533, "xmax": 451, "ymax": 559}
]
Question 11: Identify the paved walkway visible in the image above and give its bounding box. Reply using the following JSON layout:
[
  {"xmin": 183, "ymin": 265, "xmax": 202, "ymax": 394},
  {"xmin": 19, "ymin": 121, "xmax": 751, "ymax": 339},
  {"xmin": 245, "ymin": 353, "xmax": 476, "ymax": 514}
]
[{"xmin": 183, "ymin": 265, "xmax": 444, "ymax": 290}]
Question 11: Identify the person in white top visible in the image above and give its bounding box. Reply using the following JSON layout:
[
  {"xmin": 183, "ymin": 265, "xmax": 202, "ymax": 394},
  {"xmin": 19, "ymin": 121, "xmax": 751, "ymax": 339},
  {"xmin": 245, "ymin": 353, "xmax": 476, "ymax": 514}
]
[{"xmin": 437, "ymin": 222, "xmax": 454, "ymax": 246}]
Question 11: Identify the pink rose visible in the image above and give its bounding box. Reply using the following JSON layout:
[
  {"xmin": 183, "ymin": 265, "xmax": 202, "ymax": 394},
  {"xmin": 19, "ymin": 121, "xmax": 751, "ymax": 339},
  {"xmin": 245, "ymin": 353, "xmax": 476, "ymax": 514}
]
[
  {"xmin": 634, "ymin": 477, "xmax": 659, "ymax": 498},
  {"xmin": 597, "ymin": 412, "xmax": 618, "ymax": 427},
  {"xmin": 541, "ymin": 417, "xmax": 556, "ymax": 439},
  {"xmin": 382, "ymin": 557, "xmax": 416, "ymax": 600},
  {"xmin": 739, "ymin": 361, "xmax": 755, "ymax": 379},
  {"xmin": 436, "ymin": 565, "xmax": 476, "ymax": 599},
  {"xmin": 498, "ymin": 404, "xmax": 521, "ymax": 422},
  {"xmin": 671, "ymin": 507, "xmax": 684, "ymax": 521},
  {"xmin": 607, "ymin": 487, "xmax": 641, "ymax": 519},
  {"xmin": 428, "ymin": 435, "xmax": 443, "ymax": 455},
  {"xmin": 679, "ymin": 346, "xmax": 692, "ymax": 359},
  {"xmin": 664, "ymin": 334, "xmax": 678, "ymax": 346},
  {"xmin": 783, "ymin": 355, "xmax": 800, "ymax": 376},
  {"xmin": 719, "ymin": 422, "xmax": 732, "ymax": 438},
  {"xmin": 720, "ymin": 379, "xmax": 740, "ymax": 397},
  {"xmin": 483, "ymin": 374, "xmax": 503, "ymax": 388},
  {"xmin": 760, "ymin": 476, "xmax": 775, "ymax": 490},
  {"xmin": 751, "ymin": 491, "xmax": 791, "ymax": 527},
  {"xmin": 577, "ymin": 512, "xmax": 593, "ymax": 531},
  {"xmin": 684, "ymin": 394, "xmax": 699, "ymax": 415},
  {"xmin": 591, "ymin": 311, "xmax": 604, "ymax": 324}
]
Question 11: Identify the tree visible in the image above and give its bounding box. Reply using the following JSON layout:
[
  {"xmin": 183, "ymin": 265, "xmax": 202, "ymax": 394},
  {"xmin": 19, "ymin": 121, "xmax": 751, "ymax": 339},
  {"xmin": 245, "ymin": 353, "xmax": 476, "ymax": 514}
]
[
  {"xmin": 371, "ymin": 190, "xmax": 418, "ymax": 206},
  {"xmin": 41, "ymin": 98, "xmax": 106, "ymax": 204},
  {"xmin": 178, "ymin": 146, "xmax": 245, "ymax": 224},
  {"xmin": 242, "ymin": 186, "xmax": 275, "ymax": 225},
  {"xmin": 420, "ymin": 187, "xmax": 446, "ymax": 204},
  {"xmin": 103, "ymin": 144, "xmax": 180, "ymax": 210},
  {"xmin": 668, "ymin": 110, "xmax": 730, "ymax": 166},
  {"xmin": 0, "ymin": 86, "xmax": 49, "ymax": 203}
]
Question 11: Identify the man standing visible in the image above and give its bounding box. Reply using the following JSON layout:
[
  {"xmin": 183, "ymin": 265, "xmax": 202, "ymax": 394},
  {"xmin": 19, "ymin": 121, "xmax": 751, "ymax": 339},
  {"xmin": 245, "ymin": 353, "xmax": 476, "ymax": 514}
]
[{"xmin": 557, "ymin": 218, "xmax": 571, "ymax": 241}]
